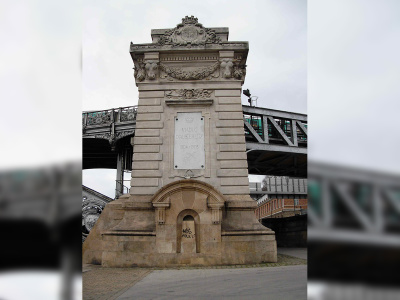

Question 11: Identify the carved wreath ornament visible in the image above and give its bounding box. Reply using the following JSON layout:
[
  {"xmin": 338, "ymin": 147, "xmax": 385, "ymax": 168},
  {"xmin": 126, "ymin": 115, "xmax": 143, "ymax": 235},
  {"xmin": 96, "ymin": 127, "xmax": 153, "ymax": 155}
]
[
  {"xmin": 160, "ymin": 62, "xmax": 219, "ymax": 80},
  {"xmin": 158, "ymin": 16, "xmax": 221, "ymax": 47}
]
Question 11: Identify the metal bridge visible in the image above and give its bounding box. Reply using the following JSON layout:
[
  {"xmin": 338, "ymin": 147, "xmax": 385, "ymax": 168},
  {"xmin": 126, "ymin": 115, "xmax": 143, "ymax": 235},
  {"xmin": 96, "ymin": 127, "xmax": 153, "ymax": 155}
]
[
  {"xmin": 308, "ymin": 161, "xmax": 400, "ymax": 286},
  {"xmin": 308, "ymin": 162, "xmax": 400, "ymax": 246},
  {"xmin": 242, "ymin": 105, "xmax": 307, "ymax": 177},
  {"xmin": 82, "ymin": 104, "xmax": 307, "ymax": 193}
]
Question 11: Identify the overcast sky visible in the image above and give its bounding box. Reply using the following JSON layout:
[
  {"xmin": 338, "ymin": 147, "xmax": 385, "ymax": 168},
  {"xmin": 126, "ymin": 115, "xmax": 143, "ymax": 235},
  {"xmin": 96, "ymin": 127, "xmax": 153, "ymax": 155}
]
[
  {"xmin": 82, "ymin": 0, "xmax": 307, "ymax": 197},
  {"xmin": 83, "ymin": 0, "xmax": 307, "ymax": 112},
  {"xmin": 308, "ymin": 0, "xmax": 400, "ymax": 174},
  {"xmin": 1, "ymin": 1, "xmax": 398, "ymax": 199}
]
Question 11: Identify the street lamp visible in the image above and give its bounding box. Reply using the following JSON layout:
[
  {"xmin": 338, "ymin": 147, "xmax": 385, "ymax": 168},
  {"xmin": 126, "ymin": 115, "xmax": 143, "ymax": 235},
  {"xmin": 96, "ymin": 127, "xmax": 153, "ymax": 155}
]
[{"xmin": 243, "ymin": 89, "xmax": 252, "ymax": 106}]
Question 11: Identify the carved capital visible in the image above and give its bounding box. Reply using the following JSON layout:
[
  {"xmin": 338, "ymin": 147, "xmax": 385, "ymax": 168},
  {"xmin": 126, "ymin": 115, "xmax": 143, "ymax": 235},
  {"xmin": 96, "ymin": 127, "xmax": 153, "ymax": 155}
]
[
  {"xmin": 153, "ymin": 201, "xmax": 170, "ymax": 225},
  {"xmin": 207, "ymin": 196, "xmax": 224, "ymax": 224}
]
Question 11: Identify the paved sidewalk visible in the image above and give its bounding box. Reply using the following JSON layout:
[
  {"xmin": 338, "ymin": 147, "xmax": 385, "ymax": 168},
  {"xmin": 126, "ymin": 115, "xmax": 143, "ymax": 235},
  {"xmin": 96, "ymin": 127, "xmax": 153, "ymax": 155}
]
[
  {"xmin": 277, "ymin": 247, "xmax": 307, "ymax": 260},
  {"xmin": 83, "ymin": 254, "xmax": 307, "ymax": 300},
  {"xmin": 83, "ymin": 268, "xmax": 151, "ymax": 300},
  {"xmin": 117, "ymin": 265, "xmax": 306, "ymax": 300}
]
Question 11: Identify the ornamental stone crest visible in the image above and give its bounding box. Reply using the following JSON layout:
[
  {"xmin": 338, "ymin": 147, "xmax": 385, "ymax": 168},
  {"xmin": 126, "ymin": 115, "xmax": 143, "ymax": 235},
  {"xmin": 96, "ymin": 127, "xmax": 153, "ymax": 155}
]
[{"xmin": 158, "ymin": 16, "xmax": 221, "ymax": 47}]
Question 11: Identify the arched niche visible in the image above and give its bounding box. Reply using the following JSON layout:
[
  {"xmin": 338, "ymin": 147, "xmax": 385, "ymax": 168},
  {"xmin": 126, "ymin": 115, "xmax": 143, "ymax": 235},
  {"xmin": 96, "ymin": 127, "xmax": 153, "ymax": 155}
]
[
  {"xmin": 151, "ymin": 179, "xmax": 225, "ymax": 253},
  {"xmin": 152, "ymin": 179, "xmax": 225, "ymax": 224},
  {"xmin": 176, "ymin": 209, "xmax": 200, "ymax": 253}
]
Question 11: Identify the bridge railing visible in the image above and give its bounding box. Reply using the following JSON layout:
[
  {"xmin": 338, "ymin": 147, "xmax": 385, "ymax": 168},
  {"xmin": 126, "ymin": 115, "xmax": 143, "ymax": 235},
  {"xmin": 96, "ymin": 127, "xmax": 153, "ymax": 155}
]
[
  {"xmin": 242, "ymin": 105, "xmax": 307, "ymax": 148},
  {"xmin": 82, "ymin": 106, "xmax": 138, "ymax": 128}
]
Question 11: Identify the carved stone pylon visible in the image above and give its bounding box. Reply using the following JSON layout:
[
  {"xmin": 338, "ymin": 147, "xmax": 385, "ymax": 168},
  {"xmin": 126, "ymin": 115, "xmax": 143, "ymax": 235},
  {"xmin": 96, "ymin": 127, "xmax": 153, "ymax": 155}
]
[{"xmin": 83, "ymin": 16, "xmax": 277, "ymax": 267}]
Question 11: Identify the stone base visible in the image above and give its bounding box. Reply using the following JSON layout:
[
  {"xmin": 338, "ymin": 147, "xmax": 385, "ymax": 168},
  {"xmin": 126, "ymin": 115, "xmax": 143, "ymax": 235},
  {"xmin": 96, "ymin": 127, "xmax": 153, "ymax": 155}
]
[
  {"xmin": 90, "ymin": 231, "xmax": 277, "ymax": 267},
  {"xmin": 85, "ymin": 231, "xmax": 277, "ymax": 267},
  {"xmin": 83, "ymin": 180, "xmax": 277, "ymax": 267}
]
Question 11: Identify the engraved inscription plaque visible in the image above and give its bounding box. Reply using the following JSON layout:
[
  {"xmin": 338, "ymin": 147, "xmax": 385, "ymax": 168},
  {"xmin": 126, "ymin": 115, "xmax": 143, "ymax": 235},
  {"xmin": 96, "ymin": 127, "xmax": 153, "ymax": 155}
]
[{"xmin": 174, "ymin": 112, "xmax": 205, "ymax": 169}]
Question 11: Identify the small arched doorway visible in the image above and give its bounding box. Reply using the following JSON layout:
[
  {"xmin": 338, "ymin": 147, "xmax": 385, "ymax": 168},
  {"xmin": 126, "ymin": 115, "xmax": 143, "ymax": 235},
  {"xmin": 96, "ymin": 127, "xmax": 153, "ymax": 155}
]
[
  {"xmin": 176, "ymin": 209, "xmax": 200, "ymax": 254},
  {"xmin": 181, "ymin": 215, "xmax": 196, "ymax": 253}
]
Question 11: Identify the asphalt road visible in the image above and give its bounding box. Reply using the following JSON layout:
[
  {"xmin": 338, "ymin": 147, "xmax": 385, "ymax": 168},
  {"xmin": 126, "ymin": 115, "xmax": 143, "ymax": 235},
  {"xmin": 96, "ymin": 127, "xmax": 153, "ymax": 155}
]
[{"xmin": 116, "ymin": 265, "xmax": 307, "ymax": 300}]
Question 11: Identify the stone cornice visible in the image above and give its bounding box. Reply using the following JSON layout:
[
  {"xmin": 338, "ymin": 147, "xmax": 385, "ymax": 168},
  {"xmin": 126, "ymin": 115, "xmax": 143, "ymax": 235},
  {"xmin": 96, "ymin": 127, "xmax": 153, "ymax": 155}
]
[{"xmin": 130, "ymin": 41, "xmax": 249, "ymax": 57}]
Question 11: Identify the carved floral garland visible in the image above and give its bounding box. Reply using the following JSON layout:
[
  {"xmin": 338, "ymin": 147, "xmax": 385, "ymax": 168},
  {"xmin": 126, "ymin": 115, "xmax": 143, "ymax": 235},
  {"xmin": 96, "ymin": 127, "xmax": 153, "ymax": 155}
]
[
  {"xmin": 165, "ymin": 89, "xmax": 212, "ymax": 100},
  {"xmin": 159, "ymin": 61, "xmax": 219, "ymax": 80}
]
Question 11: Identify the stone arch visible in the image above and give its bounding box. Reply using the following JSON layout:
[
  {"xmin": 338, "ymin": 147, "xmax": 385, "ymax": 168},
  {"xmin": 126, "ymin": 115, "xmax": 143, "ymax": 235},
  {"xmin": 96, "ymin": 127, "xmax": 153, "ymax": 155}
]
[
  {"xmin": 151, "ymin": 180, "xmax": 225, "ymax": 254},
  {"xmin": 151, "ymin": 179, "xmax": 226, "ymax": 206}
]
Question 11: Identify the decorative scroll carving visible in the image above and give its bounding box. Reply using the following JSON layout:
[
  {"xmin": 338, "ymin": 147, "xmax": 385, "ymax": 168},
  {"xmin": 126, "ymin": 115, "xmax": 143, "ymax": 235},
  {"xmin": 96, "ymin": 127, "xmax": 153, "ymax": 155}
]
[
  {"xmin": 160, "ymin": 61, "xmax": 220, "ymax": 80},
  {"xmin": 87, "ymin": 111, "xmax": 112, "ymax": 125},
  {"xmin": 94, "ymin": 130, "xmax": 135, "ymax": 151},
  {"xmin": 94, "ymin": 133, "xmax": 115, "ymax": 149},
  {"xmin": 120, "ymin": 107, "xmax": 137, "ymax": 122},
  {"xmin": 158, "ymin": 16, "xmax": 221, "ymax": 47},
  {"xmin": 233, "ymin": 63, "xmax": 246, "ymax": 80},
  {"xmin": 115, "ymin": 130, "xmax": 135, "ymax": 140},
  {"xmin": 165, "ymin": 89, "xmax": 213, "ymax": 100}
]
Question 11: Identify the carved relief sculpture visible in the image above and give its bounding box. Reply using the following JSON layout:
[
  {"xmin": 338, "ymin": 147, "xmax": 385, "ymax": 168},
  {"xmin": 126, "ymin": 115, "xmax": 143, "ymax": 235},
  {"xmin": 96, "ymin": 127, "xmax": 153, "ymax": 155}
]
[
  {"xmin": 158, "ymin": 16, "xmax": 221, "ymax": 47},
  {"xmin": 145, "ymin": 60, "xmax": 158, "ymax": 80},
  {"xmin": 233, "ymin": 62, "xmax": 246, "ymax": 80},
  {"xmin": 165, "ymin": 89, "xmax": 213, "ymax": 100},
  {"xmin": 160, "ymin": 61, "xmax": 220, "ymax": 80},
  {"xmin": 220, "ymin": 58, "xmax": 234, "ymax": 78},
  {"xmin": 134, "ymin": 62, "xmax": 146, "ymax": 82},
  {"xmin": 134, "ymin": 60, "xmax": 158, "ymax": 81}
]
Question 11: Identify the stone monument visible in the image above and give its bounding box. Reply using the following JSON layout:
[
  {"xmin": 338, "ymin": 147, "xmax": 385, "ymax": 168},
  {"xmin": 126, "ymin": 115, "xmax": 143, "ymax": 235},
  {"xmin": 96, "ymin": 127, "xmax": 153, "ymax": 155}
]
[{"xmin": 83, "ymin": 16, "xmax": 277, "ymax": 267}]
